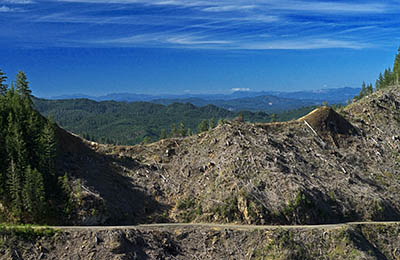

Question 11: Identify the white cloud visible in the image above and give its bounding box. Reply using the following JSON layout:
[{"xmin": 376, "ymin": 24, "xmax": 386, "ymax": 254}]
[
  {"xmin": 167, "ymin": 35, "xmax": 231, "ymax": 45},
  {"xmin": 202, "ymin": 5, "xmax": 257, "ymax": 12},
  {"xmin": 0, "ymin": 5, "xmax": 21, "ymax": 11},
  {"xmin": 232, "ymin": 88, "xmax": 250, "ymax": 92},
  {"xmin": 55, "ymin": 0, "xmax": 389, "ymax": 14},
  {"xmin": 2, "ymin": 0, "xmax": 34, "ymax": 3},
  {"xmin": 275, "ymin": 1, "xmax": 386, "ymax": 13},
  {"xmin": 243, "ymin": 38, "xmax": 372, "ymax": 50}
]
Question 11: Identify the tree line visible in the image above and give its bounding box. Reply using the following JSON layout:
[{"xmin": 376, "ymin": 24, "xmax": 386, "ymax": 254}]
[
  {"xmin": 0, "ymin": 69, "xmax": 73, "ymax": 224},
  {"xmin": 354, "ymin": 46, "xmax": 400, "ymax": 101}
]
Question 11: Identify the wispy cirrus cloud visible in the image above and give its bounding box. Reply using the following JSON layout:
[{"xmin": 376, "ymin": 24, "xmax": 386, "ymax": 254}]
[
  {"xmin": 56, "ymin": 0, "xmax": 390, "ymax": 14},
  {"xmin": 0, "ymin": 5, "xmax": 23, "ymax": 11},
  {"xmin": 1, "ymin": 0, "xmax": 34, "ymax": 3},
  {"xmin": 2, "ymin": 0, "xmax": 399, "ymax": 50},
  {"xmin": 202, "ymin": 5, "xmax": 257, "ymax": 12},
  {"xmin": 242, "ymin": 38, "xmax": 372, "ymax": 50}
]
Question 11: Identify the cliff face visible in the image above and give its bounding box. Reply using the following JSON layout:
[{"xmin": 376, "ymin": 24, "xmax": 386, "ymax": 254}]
[{"xmin": 56, "ymin": 86, "xmax": 400, "ymax": 226}]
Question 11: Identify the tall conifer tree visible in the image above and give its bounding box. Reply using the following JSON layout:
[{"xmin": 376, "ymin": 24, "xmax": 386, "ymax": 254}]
[
  {"xmin": 15, "ymin": 71, "xmax": 32, "ymax": 102},
  {"xmin": 0, "ymin": 69, "xmax": 7, "ymax": 96},
  {"xmin": 393, "ymin": 46, "xmax": 400, "ymax": 85}
]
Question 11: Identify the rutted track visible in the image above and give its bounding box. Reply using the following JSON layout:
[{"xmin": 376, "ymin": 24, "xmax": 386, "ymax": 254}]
[{"xmin": 46, "ymin": 221, "xmax": 400, "ymax": 231}]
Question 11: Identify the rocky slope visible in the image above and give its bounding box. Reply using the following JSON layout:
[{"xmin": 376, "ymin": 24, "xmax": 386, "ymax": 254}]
[
  {"xmin": 63, "ymin": 85, "xmax": 400, "ymax": 226},
  {"xmin": 1, "ymin": 223, "xmax": 400, "ymax": 259}
]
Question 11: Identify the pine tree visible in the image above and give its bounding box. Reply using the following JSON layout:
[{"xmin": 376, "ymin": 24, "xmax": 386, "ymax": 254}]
[
  {"xmin": 39, "ymin": 119, "xmax": 57, "ymax": 176},
  {"xmin": 393, "ymin": 46, "xmax": 400, "ymax": 85},
  {"xmin": 0, "ymin": 69, "xmax": 8, "ymax": 96},
  {"xmin": 376, "ymin": 72, "xmax": 384, "ymax": 90},
  {"xmin": 22, "ymin": 166, "xmax": 46, "ymax": 222},
  {"xmin": 170, "ymin": 123, "xmax": 177, "ymax": 137},
  {"xmin": 143, "ymin": 136, "xmax": 151, "ymax": 144},
  {"xmin": 6, "ymin": 158, "xmax": 22, "ymax": 220},
  {"xmin": 198, "ymin": 119, "xmax": 209, "ymax": 133},
  {"xmin": 160, "ymin": 129, "xmax": 167, "ymax": 140},
  {"xmin": 209, "ymin": 118, "xmax": 215, "ymax": 130},
  {"xmin": 15, "ymin": 71, "xmax": 32, "ymax": 102},
  {"xmin": 6, "ymin": 113, "xmax": 27, "ymax": 172},
  {"xmin": 360, "ymin": 81, "xmax": 367, "ymax": 98},
  {"xmin": 178, "ymin": 122, "xmax": 186, "ymax": 137},
  {"xmin": 367, "ymin": 83, "xmax": 373, "ymax": 95},
  {"xmin": 383, "ymin": 67, "xmax": 393, "ymax": 88}
]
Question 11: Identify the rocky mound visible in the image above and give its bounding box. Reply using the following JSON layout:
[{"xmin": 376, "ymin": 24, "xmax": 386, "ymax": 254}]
[
  {"xmin": 298, "ymin": 106, "xmax": 358, "ymax": 136},
  {"xmin": 298, "ymin": 106, "xmax": 359, "ymax": 147}
]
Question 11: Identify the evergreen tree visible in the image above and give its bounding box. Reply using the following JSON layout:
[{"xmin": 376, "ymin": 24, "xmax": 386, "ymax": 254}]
[
  {"xmin": 0, "ymin": 69, "xmax": 7, "ymax": 96},
  {"xmin": 39, "ymin": 119, "xmax": 57, "ymax": 177},
  {"xmin": 367, "ymin": 83, "xmax": 373, "ymax": 95},
  {"xmin": 186, "ymin": 128, "xmax": 192, "ymax": 136},
  {"xmin": 270, "ymin": 113, "xmax": 277, "ymax": 123},
  {"xmin": 383, "ymin": 67, "xmax": 393, "ymax": 88},
  {"xmin": 360, "ymin": 81, "xmax": 367, "ymax": 98},
  {"xmin": 393, "ymin": 46, "xmax": 400, "ymax": 85},
  {"xmin": 160, "ymin": 129, "xmax": 167, "ymax": 139},
  {"xmin": 198, "ymin": 119, "xmax": 209, "ymax": 133},
  {"xmin": 143, "ymin": 136, "xmax": 151, "ymax": 144},
  {"xmin": 170, "ymin": 123, "xmax": 177, "ymax": 137},
  {"xmin": 22, "ymin": 166, "xmax": 46, "ymax": 221},
  {"xmin": 6, "ymin": 158, "xmax": 22, "ymax": 220},
  {"xmin": 6, "ymin": 113, "xmax": 27, "ymax": 172},
  {"xmin": 178, "ymin": 122, "xmax": 186, "ymax": 137},
  {"xmin": 209, "ymin": 118, "xmax": 215, "ymax": 130},
  {"xmin": 15, "ymin": 71, "xmax": 32, "ymax": 102}
]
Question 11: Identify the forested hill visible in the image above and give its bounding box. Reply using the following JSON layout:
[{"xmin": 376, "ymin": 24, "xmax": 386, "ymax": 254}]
[{"xmin": 34, "ymin": 98, "xmax": 283, "ymax": 145}]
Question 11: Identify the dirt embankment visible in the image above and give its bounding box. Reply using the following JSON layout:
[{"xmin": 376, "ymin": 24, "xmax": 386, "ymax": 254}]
[{"xmin": 1, "ymin": 223, "xmax": 400, "ymax": 260}]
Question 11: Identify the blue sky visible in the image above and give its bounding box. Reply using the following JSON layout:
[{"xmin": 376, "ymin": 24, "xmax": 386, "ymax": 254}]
[{"xmin": 1, "ymin": 0, "xmax": 400, "ymax": 97}]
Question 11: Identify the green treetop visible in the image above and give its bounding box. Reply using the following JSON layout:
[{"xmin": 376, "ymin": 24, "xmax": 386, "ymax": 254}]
[
  {"xmin": 393, "ymin": 46, "xmax": 400, "ymax": 85},
  {"xmin": 15, "ymin": 71, "xmax": 32, "ymax": 101},
  {"xmin": 0, "ymin": 69, "xmax": 7, "ymax": 95}
]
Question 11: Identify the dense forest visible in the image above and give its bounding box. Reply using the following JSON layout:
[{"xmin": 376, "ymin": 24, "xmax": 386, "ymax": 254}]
[
  {"xmin": 0, "ymin": 70, "xmax": 74, "ymax": 224},
  {"xmin": 34, "ymin": 98, "xmax": 316, "ymax": 145}
]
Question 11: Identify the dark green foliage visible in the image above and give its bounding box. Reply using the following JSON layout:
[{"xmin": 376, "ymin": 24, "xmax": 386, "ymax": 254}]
[
  {"xmin": 354, "ymin": 82, "xmax": 374, "ymax": 101},
  {"xmin": 0, "ymin": 69, "xmax": 72, "ymax": 224},
  {"xmin": 178, "ymin": 122, "xmax": 186, "ymax": 137},
  {"xmin": 0, "ymin": 224, "xmax": 57, "ymax": 242},
  {"xmin": 375, "ymin": 72, "xmax": 384, "ymax": 90},
  {"xmin": 160, "ymin": 129, "xmax": 167, "ymax": 139},
  {"xmin": 15, "ymin": 71, "xmax": 32, "ymax": 101},
  {"xmin": 170, "ymin": 123, "xmax": 178, "ymax": 137},
  {"xmin": 34, "ymin": 99, "xmax": 275, "ymax": 145},
  {"xmin": 22, "ymin": 166, "xmax": 46, "ymax": 222},
  {"xmin": 143, "ymin": 136, "xmax": 151, "ymax": 144},
  {"xmin": 394, "ymin": 47, "xmax": 400, "ymax": 85},
  {"xmin": 198, "ymin": 119, "xmax": 209, "ymax": 133},
  {"xmin": 0, "ymin": 69, "xmax": 7, "ymax": 96},
  {"xmin": 209, "ymin": 117, "xmax": 215, "ymax": 130}
]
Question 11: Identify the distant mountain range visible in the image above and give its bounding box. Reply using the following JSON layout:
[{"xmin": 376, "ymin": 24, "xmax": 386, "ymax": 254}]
[{"xmin": 50, "ymin": 87, "xmax": 360, "ymax": 113}]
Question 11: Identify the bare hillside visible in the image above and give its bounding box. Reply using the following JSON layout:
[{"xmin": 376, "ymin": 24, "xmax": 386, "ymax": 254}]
[{"xmin": 58, "ymin": 86, "xmax": 400, "ymax": 226}]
